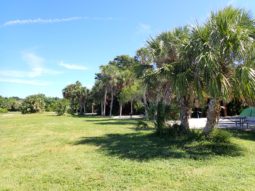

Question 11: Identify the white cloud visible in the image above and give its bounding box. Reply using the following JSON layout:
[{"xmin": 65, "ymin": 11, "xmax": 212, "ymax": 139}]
[
  {"xmin": 0, "ymin": 78, "xmax": 49, "ymax": 86},
  {"xmin": 136, "ymin": 23, "xmax": 152, "ymax": 34},
  {"xmin": 0, "ymin": 52, "xmax": 61, "ymax": 79},
  {"xmin": 227, "ymin": 0, "xmax": 236, "ymax": 6},
  {"xmin": 0, "ymin": 70, "xmax": 28, "ymax": 78},
  {"xmin": 59, "ymin": 61, "xmax": 87, "ymax": 71},
  {"xmin": 3, "ymin": 17, "xmax": 82, "ymax": 26},
  {"xmin": 86, "ymin": 83, "xmax": 93, "ymax": 90},
  {"xmin": 2, "ymin": 16, "xmax": 117, "ymax": 27},
  {"xmin": 22, "ymin": 52, "xmax": 44, "ymax": 77},
  {"xmin": 22, "ymin": 52, "xmax": 44, "ymax": 66}
]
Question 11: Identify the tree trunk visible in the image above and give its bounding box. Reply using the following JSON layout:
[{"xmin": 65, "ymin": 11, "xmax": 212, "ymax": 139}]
[
  {"xmin": 78, "ymin": 97, "xmax": 84, "ymax": 115},
  {"xmin": 83, "ymin": 102, "xmax": 86, "ymax": 115},
  {"xmin": 119, "ymin": 103, "xmax": 122, "ymax": 117},
  {"xmin": 204, "ymin": 99, "xmax": 220, "ymax": 135},
  {"xmin": 79, "ymin": 104, "xmax": 82, "ymax": 115},
  {"xmin": 156, "ymin": 99, "xmax": 165, "ymax": 135},
  {"xmin": 103, "ymin": 88, "xmax": 107, "ymax": 116},
  {"xmin": 70, "ymin": 97, "xmax": 75, "ymax": 114},
  {"xmin": 101, "ymin": 100, "xmax": 104, "ymax": 116},
  {"xmin": 92, "ymin": 103, "xmax": 94, "ymax": 113},
  {"xmin": 143, "ymin": 90, "xmax": 148, "ymax": 119},
  {"xmin": 223, "ymin": 102, "xmax": 227, "ymax": 116},
  {"xmin": 179, "ymin": 96, "xmax": 190, "ymax": 133},
  {"xmin": 109, "ymin": 90, "xmax": 114, "ymax": 117},
  {"xmin": 130, "ymin": 100, "xmax": 133, "ymax": 118}
]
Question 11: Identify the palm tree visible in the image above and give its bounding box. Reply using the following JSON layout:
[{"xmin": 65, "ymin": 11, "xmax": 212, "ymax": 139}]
[
  {"xmin": 143, "ymin": 67, "xmax": 173, "ymax": 134},
  {"xmin": 75, "ymin": 82, "xmax": 88, "ymax": 115},
  {"xmin": 117, "ymin": 69, "xmax": 132, "ymax": 116},
  {"xmin": 100, "ymin": 63, "xmax": 121, "ymax": 116},
  {"xmin": 63, "ymin": 83, "xmax": 77, "ymax": 114},
  {"xmin": 135, "ymin": 47, "xmax": 154, "ymax": 119},
  {"xmin": 147, "ymin": 26, "xmax": 194, "ymax": 133},
  {"xmin": 171, "ymin": 27, "xmax": 196, "ymax": 133},
  {"xmin": 107, "ymin": 64, "xmax": 119, "ymax": 116},
  {"xmin": 90, "ymin": 80, "xmax": 105, "ymax": 115},
  {"xmin": 191, "ymin": 6, "xmax": 255, "ymax": 134},
  {"xmin": 97, "ymin": 65, "xmax": 111, "ymax": 116},
  {"xmin": 62, "ymin": 81, "xmax": 88, "ymax": 115},
  {"xmin": 97, "ymin": 55, "xmax": 137, "ymax": 117}
]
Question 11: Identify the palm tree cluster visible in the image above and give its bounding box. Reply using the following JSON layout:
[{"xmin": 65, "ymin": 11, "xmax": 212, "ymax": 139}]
[
  {"xmin": 65, "ymin": 6, "xmax": 255, "ymax": 136},
  {"xmin": 62, "ymin": 81, "xmax": 89, "ymax": 115},
  {"xmin": 92, "ymin": 55, "xmax": 143, "ymax": 117}
]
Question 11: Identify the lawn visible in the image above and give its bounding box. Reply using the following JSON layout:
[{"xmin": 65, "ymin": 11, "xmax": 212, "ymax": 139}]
[{"xmin": 1, "ymin": 113, "xmax": 255, "ymax": 191}]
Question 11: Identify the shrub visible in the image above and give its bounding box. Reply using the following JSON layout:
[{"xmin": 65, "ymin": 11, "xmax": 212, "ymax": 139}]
[
  {"xmin": 55, "ymin": 99, "xmax": 69, "ymax": 116},
  {"xmin": 209, "ymin": 129, "xmax": 232, "ymax": 143},
  {"xmin": 227, "ymin": 99, "xmax": 246, "ymax": 116},
  {"xmin": 167, "ymin": 123, "xmax": 182, "ymax": 137},
  {"xmin": 166, "ymin": 103, "xmax": 180, "ymax": 120},
  {"xmin": 0, "ymin": 108, "xmax": 8, "ymax": 113},
  {"xmin": 9, "ymin": 100, "xmax": 22, "ymax": 111},
  {"xmin": 147, "ymin": 103, "xmax": 157, "ymax": 120},
  {"xmin": 136, "ymin": 120, "xmax": 149, "ymax": 129},
  {"xmin": 165, "ymin": 123, "xmax": 193, "ymax": 138},
  {"xmin": 45, "ymin": 97, "xmax": 60, "ymax": 112},
  {"xmin": 20, "ymin": 94, "xmax": 45, "ymax": 114}
]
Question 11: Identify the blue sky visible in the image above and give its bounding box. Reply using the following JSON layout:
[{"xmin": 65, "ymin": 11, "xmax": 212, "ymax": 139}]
[{"xmin": 1, "ymin": 0, "xmax": 254, "ymax": 98}]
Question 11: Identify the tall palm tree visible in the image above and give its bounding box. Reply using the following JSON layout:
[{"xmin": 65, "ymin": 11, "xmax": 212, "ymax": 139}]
[
  {"xmin": 117, "ymin": 69, "xmax": 132, "ymax": 116},
  {"xmin": 62, "ymin": 81, "xmax": 88, "ymax": 115},
  {"xmin": 148, "ymin": 26, "xmax": 194, "ymax": 132},
  {"xmin": 98, "ymin": 65, "xmax": 111, "ymax": 116},
  {"xmin": 75, "ymin": 82, "xmax": 88, "ymax": 115},
  {"xmin": 90, "ymin": 80, "xmax": 105, "ymax": 115},
  {"xmin": 97, "ymin": 55, "xmax": 137, "ymax": 117},
  {"xmin": 143, "ymin": 67, "xmax": 173, "ymax": 134},
  {"xmin": 63, "ymin": 83, "xmax": 77, "ymax": 114},
  {"xmin": 99, "ymin": 64, "xmax": 119, "ymax": 116},
  {"xmin": 135, "ymin": 47, "xmax": 154, "ymax": 119},
  {"xmin": 191, "ymin": 6, "xmax": 255, "ymax": 134}
]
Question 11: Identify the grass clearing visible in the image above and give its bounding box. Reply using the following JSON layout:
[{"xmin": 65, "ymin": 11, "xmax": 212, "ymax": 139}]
[{"xmin": 1, "ymin": 113, "xmax": 255, "ymax": 190}]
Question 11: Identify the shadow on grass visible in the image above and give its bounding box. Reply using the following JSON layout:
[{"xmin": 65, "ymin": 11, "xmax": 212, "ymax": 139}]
[
  {"xmin": 73, "ymin": 132, "xmax": 243, "ymax": 161},
  {"xmin": 229, "ymin": 129, "xmax": 255, "ymax": 141},
  {"xmin": 93, "ymin": 121, "xmax": 139, "ymax": 126},
  {"xmin": 85, "ymin": 118, "xmax": 140, "ymax": 126},
  {"xmin": 84, "ymin": 118, "xmax": 115, "ymax": 122},
  {"xmin": 71, "ymin": 115, "xmax": 102, "ymax": 118}
]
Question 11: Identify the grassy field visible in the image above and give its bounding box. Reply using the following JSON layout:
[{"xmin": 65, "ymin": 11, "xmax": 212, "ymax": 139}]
[{"xmin": 1, "ymin": 113, "xmax": 255, "ymax": 191}]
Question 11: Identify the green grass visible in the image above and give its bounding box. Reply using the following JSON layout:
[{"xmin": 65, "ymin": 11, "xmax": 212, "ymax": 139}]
[{"xmin": 1, "ymin": 113, "xmax": 255, "ymax": 191}]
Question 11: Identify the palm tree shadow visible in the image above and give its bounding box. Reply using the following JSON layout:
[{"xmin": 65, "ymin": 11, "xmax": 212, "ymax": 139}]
[
  {"xmin": 84, "ymin": 118, "xmax": 140, "ymax": 126},
  {"xmin": 93, "ymin": 121, "xmax": 139, "ymax": 125},
  {"xmin": 73, "ymin": 132, "xmax": 243, "ymax": 161},
  {"xmin": 229, "ymin": 129, "xmax": 255, "ymax": 141}
]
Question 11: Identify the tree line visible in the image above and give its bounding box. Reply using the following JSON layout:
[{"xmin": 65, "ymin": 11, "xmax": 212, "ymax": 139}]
[
  {"xmin": 0, "ymin": 94, "xmax": 67, "ymax": 115},
  {"xmin": 1, "ymin": 6, "xmax": 255, "ymax": 137},
  {"xmin": 79, "ymin": 6, "xmax": 255, "ymax": 135}
]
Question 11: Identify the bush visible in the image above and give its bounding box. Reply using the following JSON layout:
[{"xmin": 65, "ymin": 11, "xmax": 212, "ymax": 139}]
[
  {"xmin": 0, "ymin": 108, "xmax": 8, "ymax": 113},
  {"xmin": 136, "ymin": 120, "xmax": 149, "ymax": 129},
  {"xmin": 9, "ymin": 100, "xmax": 22, "ymax": 111},
  {"xmin": 227, "ymin": 99, "xmax": 246, "ymax": 116},
  {"xmin": 45, "ymin": 97, "xmax": 60, "ymax": 112},
  {"xmin": 166, "ymin": 103, "xmax": 180, "ymax": 120},
  {"xmin": 55, "ymin": 99, "xmax": 69, "ymax": 116},
  {"xmin": 147, "ymin": 103, "xmax": 157, "ymax": 120},
  {"xmin": 166, "ymin": 123, "xmax": 183, "ymax": 137},
  {"xmin": 20, "ymin": 94, "xmax": 45, "ymax": 114},
  {"xmin": 163, "ymin": 123, "xmax": 195, "ymax": 138},
  {"xmin": 209, "ymin": 129, "xmax": 232, "ymax": 143}
]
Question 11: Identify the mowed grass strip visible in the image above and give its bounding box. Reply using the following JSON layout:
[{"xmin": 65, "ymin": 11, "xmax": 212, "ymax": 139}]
[{"xmin": 0, "ymin": 113, "xmax": 255, "ymax": 191}]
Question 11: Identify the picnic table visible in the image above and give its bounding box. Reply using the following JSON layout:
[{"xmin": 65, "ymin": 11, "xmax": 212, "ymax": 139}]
[{"xmin": 219, "ymin": 116, "xmax": 247, "ymax": 128}]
